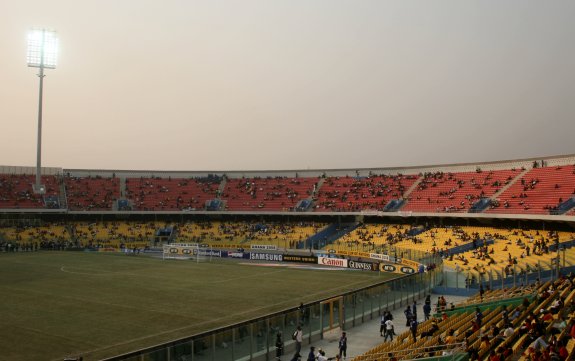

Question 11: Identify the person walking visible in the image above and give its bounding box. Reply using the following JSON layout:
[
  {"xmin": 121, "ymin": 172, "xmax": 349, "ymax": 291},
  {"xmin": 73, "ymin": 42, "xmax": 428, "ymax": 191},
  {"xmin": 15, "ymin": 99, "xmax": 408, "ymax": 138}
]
[
  {"xmin": 410, "ymin": 318, "xmax": 418, "ymax": 342},
  {"xmin": 475, "ymin": 307, "xmax": 483, "ymax": 327},
  {"xmin": 293, "ymin": 326, "xmax": 303, "ymax": 355},
  {"xmin": 423, "ymin": 302, "xmax": 431, "ymax": 321},
  {"xmin": 338, "ymin": 331, "xmax": 347, "ymax": 359},
  {"xmin": 275, "ymin": 331, "xmax": 284, "ymax": 360},
  {"xmin": 404, "ymin": 305, "xmax": 413, "ymax": 326},
  {"xmin": 384, "ymin": 318, "xmax": 394, "ymax": 342},
  {"xmin": 425, "ymin": 294, "xmax": 431, "ymax": 307}
]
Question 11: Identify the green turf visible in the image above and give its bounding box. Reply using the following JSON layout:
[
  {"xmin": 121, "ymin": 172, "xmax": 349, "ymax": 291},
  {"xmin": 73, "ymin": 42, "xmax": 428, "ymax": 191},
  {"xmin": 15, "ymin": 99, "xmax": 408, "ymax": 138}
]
[{"xmin": 0, "ymin": 252, "xmax": 396, "ymax": 361}]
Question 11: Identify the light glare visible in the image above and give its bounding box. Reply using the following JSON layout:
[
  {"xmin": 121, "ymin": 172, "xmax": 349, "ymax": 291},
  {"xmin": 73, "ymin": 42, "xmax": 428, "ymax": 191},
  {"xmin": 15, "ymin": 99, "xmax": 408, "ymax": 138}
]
[{"xmin": 27, "ymin": 29, "xmax": 58, "ymax": 69}]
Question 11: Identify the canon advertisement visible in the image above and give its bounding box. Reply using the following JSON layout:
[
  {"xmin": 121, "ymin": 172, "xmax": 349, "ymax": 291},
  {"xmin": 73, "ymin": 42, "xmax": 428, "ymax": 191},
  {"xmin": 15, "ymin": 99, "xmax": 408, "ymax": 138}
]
[{"xmin": 317, "ymin": 256, "xmax": 348, "ymax": 268}]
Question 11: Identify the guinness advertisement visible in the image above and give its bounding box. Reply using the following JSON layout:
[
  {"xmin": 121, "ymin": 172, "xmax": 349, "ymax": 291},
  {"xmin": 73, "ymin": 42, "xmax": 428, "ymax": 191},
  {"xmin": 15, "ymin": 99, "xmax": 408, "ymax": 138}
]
[{"xmin": 348, "ymin": 260, "xmax": 377, "ymax": 271}]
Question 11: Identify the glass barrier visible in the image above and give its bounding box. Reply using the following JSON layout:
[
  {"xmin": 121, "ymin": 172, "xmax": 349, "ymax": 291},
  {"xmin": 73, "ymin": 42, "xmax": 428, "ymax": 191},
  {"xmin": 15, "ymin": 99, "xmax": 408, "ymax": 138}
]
[{"xmin": 107, "ymin": 267, "xmax": 441, "ymax": 361}]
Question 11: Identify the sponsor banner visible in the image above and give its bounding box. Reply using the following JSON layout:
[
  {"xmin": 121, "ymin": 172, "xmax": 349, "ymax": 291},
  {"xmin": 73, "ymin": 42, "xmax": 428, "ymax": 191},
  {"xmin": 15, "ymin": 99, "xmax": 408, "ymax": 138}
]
[
  {"xmin": 224, "ymin": 251, "xmax": 250, "ymax": 259},
  {"xmin": 164, "ymin": 245, "xmax": 196, "ymax": 256},
  {"xmin": 369, "ymin": 253, "xmax": 390, "ymax": 262},
  {"xmin": 378, "ymin": 263, "xmax": 397, "ymax": 273},
  {"xmin": 98, "ymin": 247, "xmax": 116, "ymax": 252},
  {"xmin": 318, "ymin": 256, "xmax": 348, "ymax": 268},
  {"xmin": 197, "ymin": 249, "xmax": 222, "ymax": 257},
  {"xmin": 282, "ymin": 255, "xmax": 318, "ymax": 263},
  {"xmin": 249, "ymin": 253, "xmax": 283, "ymax": 262},
  {"xmin": 338, "ymin": 250, "xmax": 370, "ymax": 258},
  {"xmin": 209, "ymin": 244, "xmax": 243, "ymax": 249},
  {"xmin": 348, "ymin": 260, "xmax": 377, "ymax": 271},
  {"xmin": 250, "ymin": 244, "xmax": 278, "ymax": 251},
  {"xmin": 400, "ymin": 266, "xmax": 415, "ymax": 274},
  {"xmin": 401, "ymin": 259, "xmax": 420, "ymax": 268}
]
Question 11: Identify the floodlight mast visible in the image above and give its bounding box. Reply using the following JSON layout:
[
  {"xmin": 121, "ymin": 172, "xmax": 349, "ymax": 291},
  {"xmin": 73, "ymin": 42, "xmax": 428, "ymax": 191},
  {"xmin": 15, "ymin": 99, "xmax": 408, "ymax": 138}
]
[{"xmin": 27, "ymin": 29, "xmax": 58, "ymax": 194}]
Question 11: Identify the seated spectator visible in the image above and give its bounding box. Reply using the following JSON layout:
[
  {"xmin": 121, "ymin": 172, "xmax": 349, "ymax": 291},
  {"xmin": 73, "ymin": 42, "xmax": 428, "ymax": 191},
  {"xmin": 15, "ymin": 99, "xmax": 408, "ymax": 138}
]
[
  {"xmin": 509, "ymin": 308, "xmax": 521, "ymax": 322},
  {"xmin": 479, "ymin": 336, "xmax": 491, "ymax": 353},
  {"xmin": 502, "ymin": 324, "xmax": 514, "ymax": 339},
  {"xmin": 550, "ymin": 317, "xmax": 567, "ymax": 335},
  {"xmin": 549, "ymin": 298, "xmax": 563, "ymax": 314},
  {"xmin": 445, "ymin": 329, "xmax": 457, "ymax": 344},
  {"xmin": 488, "ymin": 349, "xmax": 500, "ymax": 361},
  {"xmin": 540, "ymin": 309, "xmax": 554, "ymax": 324},
  {"xmin": 420, "ymin": 320, "xmax": 440, "ymax": 338},
  {"xmin": 528, "ymin": 334, "xmax": 548, "ymax": 351},
  {"xmin": 558, "ymin": 340, "xmax": 569, "ymax": 360}
]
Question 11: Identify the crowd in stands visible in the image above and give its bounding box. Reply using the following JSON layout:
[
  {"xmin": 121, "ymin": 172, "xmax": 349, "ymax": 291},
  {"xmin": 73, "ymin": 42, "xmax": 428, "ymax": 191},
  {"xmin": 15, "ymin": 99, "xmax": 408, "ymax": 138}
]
[
  {"xmin": 65, "ymin": 175, "xmax": 120, "ymax": 211},
  {"xmin": 0, "ymin": 220, "xmax": 325, "ymax": 251},
  {"xmin": 1, "ymin": 163, "xmax": 575, "ymax": 215},
  {"xmin": 221, "ymin": 176, "xmax": 317, "ymax": 211},
  {"xmin": 2, "ymin": 221, "xmax": 573, "ymax": 262},
  {"xmin": 439, "ymin": 228, "xmax": 575, "ymax": 282},
  {"xmin": 313, "ymin": 174, "xmax": 418, "ymax": 212},
  {"xmin": 488, "ymin": 165, "xmax": 575, "ymax": 215},
  {"xmin": 333, "ymin": 224, "xmax": 410, "ymax": 253},
  {"xmin": 355, "ymin": 277, "xmax": 575, "ymax": 361},
  {"xmin": 0, "ymin": 221, "xmax": 73, "ymax": 250},
  {"xmin": 176, "ymin": 220, "xmax": 324, "ymax": 248},
  {"xmin": 326, "ymin": 223, "xmax": 575, "ymax": 283},
  {"xmin": 72, "ymin": 221, "xmax": 162, "ymax": 249},
  {"xmin": 125, "ymin": 176, "xmax": 220, "ymax": 211},
  {"xmin": 403, "ymin": 168, "xmax": 522, "ymax": 213},
  {"xmin": 2, "ymin": 216, "xmax": 575, "ymax": 290},
  {"xmin": 0, "ymin": 174, "xmax": 60, "ymax": 208}
]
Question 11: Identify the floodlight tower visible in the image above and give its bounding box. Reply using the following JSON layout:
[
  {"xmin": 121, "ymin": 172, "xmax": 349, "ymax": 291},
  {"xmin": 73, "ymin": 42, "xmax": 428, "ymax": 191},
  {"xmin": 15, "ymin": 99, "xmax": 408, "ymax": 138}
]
[{"xmin": 27, "ymin": 28, "xmax": 58, "ymax": 194}]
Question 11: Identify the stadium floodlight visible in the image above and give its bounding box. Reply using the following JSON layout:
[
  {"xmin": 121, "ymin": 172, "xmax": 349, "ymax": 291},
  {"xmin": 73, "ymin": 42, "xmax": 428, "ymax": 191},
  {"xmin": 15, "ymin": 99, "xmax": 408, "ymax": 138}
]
[{"xmin": 27, "ymin": 28, "xmax": 58, "ymax": 194}]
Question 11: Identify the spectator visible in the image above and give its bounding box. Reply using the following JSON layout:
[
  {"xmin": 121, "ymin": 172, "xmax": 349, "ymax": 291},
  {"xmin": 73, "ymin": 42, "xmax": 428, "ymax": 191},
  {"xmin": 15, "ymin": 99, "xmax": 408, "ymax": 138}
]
[{"xmin": 410, "ymin": 318, "xmax": 418, "ymax": 342}]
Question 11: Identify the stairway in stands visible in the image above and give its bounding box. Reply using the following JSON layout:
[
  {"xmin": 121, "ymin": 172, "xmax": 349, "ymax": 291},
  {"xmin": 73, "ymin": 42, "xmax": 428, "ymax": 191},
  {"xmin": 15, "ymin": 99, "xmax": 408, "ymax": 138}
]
[
  {"xmin": 488, "ymin": 168, "xmax": 530, "ymax": 204},
  {"xmin": 58, "ymin": 178, "xmax": 68, "ymax": 209},
  {"xmin": 306, "ymin": 222, "xmax": 360, "ymax": 250},
  {"xmin": 296, "ymin": 178, "xmax": 324, "ymax": 211},
  {"xmin": 395, "ymin": 175, "xmax": 423, "ymax": 211}
]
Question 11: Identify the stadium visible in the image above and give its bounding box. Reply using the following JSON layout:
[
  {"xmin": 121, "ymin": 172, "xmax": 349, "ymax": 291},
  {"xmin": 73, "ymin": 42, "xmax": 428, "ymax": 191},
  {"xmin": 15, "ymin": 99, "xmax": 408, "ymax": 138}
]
[
  {"xmin": 2, "ymin": 2, "xmax": 575, "ymax": 361},
  {"xmin": 1, "ymin": 154, "xmax": 575, "ymax": 361}
]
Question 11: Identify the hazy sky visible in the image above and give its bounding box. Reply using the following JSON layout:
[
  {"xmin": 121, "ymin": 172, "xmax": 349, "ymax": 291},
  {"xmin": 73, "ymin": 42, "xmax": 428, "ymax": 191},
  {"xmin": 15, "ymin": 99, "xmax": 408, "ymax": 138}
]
[{"xmin": 1, "ymin": 1, "xmax": 574, "ymax": 171}]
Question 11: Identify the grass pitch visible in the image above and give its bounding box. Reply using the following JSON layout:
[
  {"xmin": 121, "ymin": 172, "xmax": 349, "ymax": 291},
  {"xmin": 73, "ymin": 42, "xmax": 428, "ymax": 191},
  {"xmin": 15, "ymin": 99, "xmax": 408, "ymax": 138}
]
[{"xmin": 0, "ymin": 252, "xmax": 396, "ymax": 361}]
